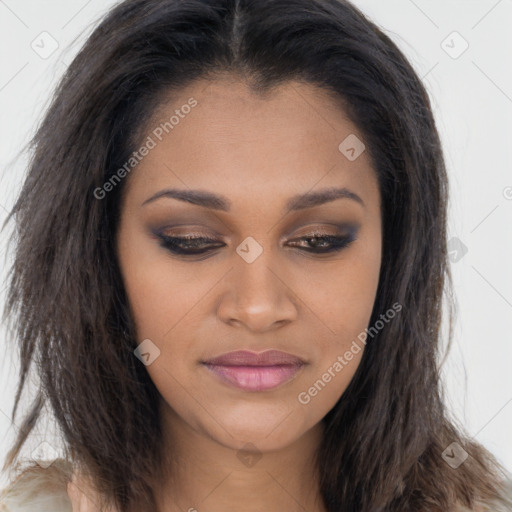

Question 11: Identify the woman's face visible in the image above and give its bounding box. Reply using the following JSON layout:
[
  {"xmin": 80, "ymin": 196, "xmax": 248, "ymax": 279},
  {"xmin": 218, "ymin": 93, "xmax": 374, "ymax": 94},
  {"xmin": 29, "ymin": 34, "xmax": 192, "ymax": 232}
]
[{"xmin": 116, "ymin": 75, "xmax": 382, "ymax": 453}]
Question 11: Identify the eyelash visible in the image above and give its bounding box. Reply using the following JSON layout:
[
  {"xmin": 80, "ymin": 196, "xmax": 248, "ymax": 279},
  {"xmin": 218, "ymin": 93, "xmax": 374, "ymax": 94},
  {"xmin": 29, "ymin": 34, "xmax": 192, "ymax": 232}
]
[{"xmin": 156, "ymin": 232, "xmax": 356, "ymax": 256}]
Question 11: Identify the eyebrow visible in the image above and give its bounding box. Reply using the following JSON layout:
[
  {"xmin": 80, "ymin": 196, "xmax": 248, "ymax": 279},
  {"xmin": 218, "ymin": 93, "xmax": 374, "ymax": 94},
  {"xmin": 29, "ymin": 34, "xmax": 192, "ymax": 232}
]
[{"xmin": 141, "ymin": 186, "xmax": 365, "ymax": 213}]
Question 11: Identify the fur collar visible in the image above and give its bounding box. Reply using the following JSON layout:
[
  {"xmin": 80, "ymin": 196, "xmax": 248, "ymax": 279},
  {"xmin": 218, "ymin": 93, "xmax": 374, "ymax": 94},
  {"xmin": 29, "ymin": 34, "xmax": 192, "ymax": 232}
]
[
  {"xmin": 0, "ymin": 459, "xmax": 72, "ymax": 512},
  {"xmin": 1, "ymin": 459, "xmax": 512, "ymax": 511}
]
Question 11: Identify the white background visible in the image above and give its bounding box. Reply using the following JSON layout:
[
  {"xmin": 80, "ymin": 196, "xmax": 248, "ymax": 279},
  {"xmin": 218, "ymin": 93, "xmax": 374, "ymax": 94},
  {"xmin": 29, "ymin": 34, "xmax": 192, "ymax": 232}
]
[{"xmin": 1, "ymin": 0, "xmax": 511, "ymax": 489}]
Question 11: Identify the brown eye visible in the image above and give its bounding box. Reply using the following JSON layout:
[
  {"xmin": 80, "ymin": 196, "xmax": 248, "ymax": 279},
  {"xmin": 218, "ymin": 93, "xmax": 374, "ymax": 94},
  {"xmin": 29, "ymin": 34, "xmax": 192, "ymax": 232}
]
[
  {"xmin": 287, "ymin": 233, "xmax": 356, "ymax": 253},
  {"xmin": 152, "ymin": 225, "xmax": 358, "ymax": 258},
  {"xmin": 156, "ymin": 234, "xmax": 225, "ymax": 255}
]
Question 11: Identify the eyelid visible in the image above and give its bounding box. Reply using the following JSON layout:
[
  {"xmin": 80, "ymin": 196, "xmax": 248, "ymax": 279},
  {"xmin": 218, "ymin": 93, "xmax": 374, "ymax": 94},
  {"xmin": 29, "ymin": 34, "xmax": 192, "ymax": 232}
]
[
  {"xmin": 153, "ymin": 221, "xmax": 359, "ymax": 239},
  {"xmin": 154, "ymin": 226, "xmax": 223, "ymax": 239},
  {"xmin": 283, "ymin": 222, "xmax": 360, "ymax": 241},
  {"xmin": 291, "ymin": 224, "xmax": 355, "ymax": 236}
]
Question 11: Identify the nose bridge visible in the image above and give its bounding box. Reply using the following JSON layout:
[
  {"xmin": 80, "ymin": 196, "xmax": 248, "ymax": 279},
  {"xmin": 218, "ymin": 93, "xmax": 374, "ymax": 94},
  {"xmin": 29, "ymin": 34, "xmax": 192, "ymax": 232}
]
[
  {"xmin": 237, "ymin": 239, "xmax": 278, "ymax": 296},
  {"xmin": 235, "ymin": 235, "xmax": 283, "ymax": 303},
  {"xmin": 217, "ymin": 236, "xmax": 297, "ymax": 330}
]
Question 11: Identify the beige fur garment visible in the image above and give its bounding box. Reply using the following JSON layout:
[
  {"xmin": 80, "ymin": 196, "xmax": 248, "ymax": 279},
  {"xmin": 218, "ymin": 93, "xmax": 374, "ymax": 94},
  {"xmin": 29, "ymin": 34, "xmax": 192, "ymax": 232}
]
[{"xmin": 1, "ymin": 458, "xmax": 512, "ymax": 511}]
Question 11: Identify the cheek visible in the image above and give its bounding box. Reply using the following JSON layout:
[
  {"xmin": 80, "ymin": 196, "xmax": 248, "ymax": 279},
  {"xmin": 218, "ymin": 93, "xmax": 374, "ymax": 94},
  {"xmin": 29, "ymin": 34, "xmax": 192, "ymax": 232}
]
[
  {"xmin": 117, "ymin": 225, "xmax": 200, "ymax": 342},
  {"xmin": 123, "ymin": 267, "xmax": 194, "ymax": 340},
  {"xmin": 299, "ymin": 242, "xmax": 381, "ymax": 346},
  {"xmin": 292, "ymin": 262, "xmax": 379, "ymax": 419},
  {"xmin": 296, "ymin": 240, "xmax": 380, "ymax": 403}
]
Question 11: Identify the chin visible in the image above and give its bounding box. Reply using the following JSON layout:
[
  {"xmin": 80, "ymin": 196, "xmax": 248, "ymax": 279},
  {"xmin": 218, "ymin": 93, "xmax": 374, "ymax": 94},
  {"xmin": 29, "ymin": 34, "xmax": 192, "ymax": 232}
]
[{"xmin": 201, "ymin": 406, "xmax": 313, "ymax": 452}]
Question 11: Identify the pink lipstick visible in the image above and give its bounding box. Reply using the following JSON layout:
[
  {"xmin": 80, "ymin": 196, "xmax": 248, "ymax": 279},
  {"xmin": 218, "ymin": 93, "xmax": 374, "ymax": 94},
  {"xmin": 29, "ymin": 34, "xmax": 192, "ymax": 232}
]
[{"xmin": 202, "ymin": 349, "xmax": 304, "ymax": 392}]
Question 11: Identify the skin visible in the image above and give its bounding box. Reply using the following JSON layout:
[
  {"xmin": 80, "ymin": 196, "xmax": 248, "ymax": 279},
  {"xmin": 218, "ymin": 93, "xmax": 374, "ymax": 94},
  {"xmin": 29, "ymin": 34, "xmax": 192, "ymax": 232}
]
[{"xmin": 70, "ymin": 74, "xmax": 382, "ymax": 511}]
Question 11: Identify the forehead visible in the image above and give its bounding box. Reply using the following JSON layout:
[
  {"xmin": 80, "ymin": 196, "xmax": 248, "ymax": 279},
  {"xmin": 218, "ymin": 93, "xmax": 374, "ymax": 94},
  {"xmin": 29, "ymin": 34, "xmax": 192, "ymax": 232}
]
[{"xmin": 122, "ymin": 76, "xmax": 379, "ymax": 215}]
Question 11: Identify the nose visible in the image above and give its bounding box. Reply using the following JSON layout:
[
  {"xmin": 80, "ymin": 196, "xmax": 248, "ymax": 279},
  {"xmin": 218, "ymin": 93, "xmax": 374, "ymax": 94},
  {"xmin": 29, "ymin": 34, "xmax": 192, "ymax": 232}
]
[{"xmin": 216, "ymin": 245, "xmax": 298, "ymax": 333}]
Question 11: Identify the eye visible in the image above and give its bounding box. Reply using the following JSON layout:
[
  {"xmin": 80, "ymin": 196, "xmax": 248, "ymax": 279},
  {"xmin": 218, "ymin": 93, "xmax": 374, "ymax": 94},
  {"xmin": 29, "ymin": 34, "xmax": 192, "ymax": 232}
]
[
  {"xmin": 157, "ymin": 234, "xmax": 225, "ymax": 255},
  {"xmin": 155, "ymin": 230, "xmax": 357, "ymax": 257},
  {"xmin": 287, "ymin": 232, "xmax": 356, "ymax": 254}
]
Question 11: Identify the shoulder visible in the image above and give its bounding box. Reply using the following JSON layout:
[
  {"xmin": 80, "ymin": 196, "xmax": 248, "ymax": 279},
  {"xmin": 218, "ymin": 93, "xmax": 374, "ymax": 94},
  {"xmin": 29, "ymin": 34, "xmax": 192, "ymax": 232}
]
[
  {"xmin": 4, "ymin": 465, "xmax": 510, "ymax": 512},
  {"xmin": 0, "ymin": 458, "xmax": 72, "ymax": 512}
]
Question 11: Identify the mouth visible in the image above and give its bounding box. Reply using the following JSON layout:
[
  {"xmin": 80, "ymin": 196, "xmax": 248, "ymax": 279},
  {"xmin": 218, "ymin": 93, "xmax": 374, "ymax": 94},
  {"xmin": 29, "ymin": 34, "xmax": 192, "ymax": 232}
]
[{"xmin": 202, "ymin": 350, "xmax": 305, "ymax": 392}]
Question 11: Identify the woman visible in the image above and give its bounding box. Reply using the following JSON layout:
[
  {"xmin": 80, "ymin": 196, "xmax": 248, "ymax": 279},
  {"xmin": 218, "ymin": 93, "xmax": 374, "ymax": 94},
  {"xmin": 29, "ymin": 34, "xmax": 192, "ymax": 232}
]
[{"xmin": 1, "ymin": 0, "xmax": 511, "ymax": 510}]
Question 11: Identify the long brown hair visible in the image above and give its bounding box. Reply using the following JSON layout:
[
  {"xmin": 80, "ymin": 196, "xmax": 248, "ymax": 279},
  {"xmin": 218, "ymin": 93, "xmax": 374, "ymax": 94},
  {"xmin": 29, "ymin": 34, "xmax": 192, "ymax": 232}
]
[{"xmin": 2, "ymin": 0, "xmax": 509, "ymax": 510}]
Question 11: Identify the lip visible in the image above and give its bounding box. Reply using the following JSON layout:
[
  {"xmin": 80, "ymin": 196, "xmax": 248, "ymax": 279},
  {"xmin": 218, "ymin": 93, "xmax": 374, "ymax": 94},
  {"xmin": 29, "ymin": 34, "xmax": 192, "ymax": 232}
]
[
  {"xmin": 202, "ymin": 350, "xmax": 305, "ymax": 392},
  {"xmin": 203, "ymin": 349, "xmax": 305, "ymax": 366}
]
